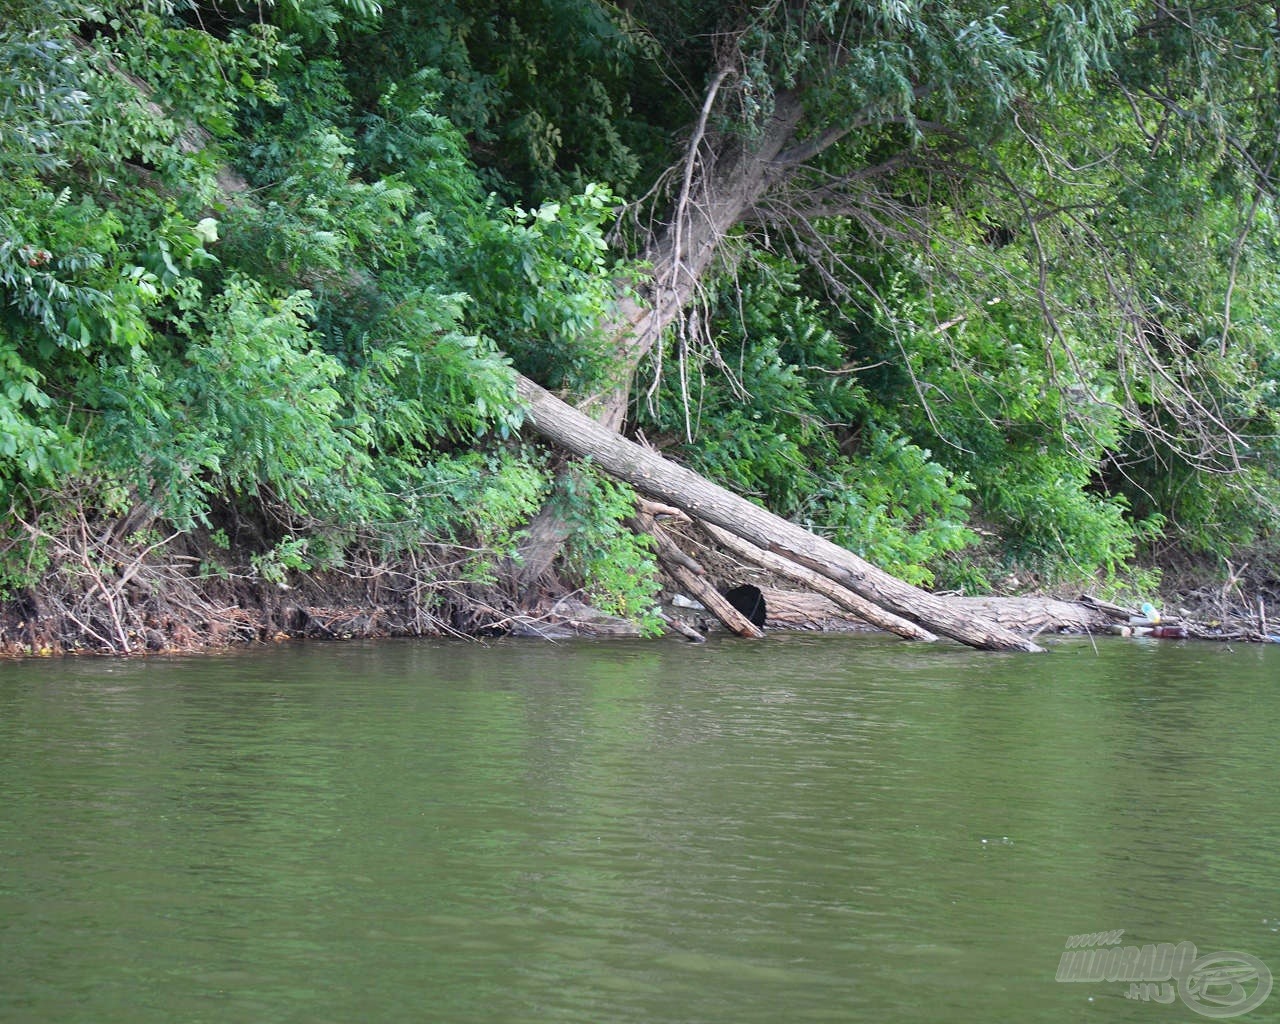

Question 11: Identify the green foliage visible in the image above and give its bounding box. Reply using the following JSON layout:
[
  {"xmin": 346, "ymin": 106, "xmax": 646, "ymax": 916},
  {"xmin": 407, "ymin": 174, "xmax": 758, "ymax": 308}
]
[
  {"xmin": 0, "ymin": 0, "xmax": 565, "ymax": 602},
  {"xmin": 456, "ymin": 184, "xmax": 623, "ymax": 393},
  {"xmin": 0, "ymin": 21, "xmax": 91, "ymax": 177},
  {"xmin": 3, "ymin": 0, "xmax": 1280, "ymax": 622},
  {"xmin": 268, "ymin": 0, "xmax": 385, "ymax": 47},
  {"xmin": 337, "ymin": 0, "xmax": 667, "ymax": 202},
  {"xmin": 637, "ymin": 259, "xmax": 977, "ymax": 586},
  {"xmin": 1091, "ymin": 564, "xmax": 1165, "ymax": 613},
  {"xmin": 251, "ymin": 535, "xmax": 314, "ymax": 585},
  {"xmin": 402, "ymin": 450, "xmax": 550, "ymax": 554},
  {"xmin": 851, "ymin": 273, "xmax": 1161, "ymax": 579},
  {"xmin": 0, "ymin": 337, "xmax": 76, "ymax": 486},
  {"xmin": 552, "ymin": 464, "xmax": 664, "ymax": 635},
  {"xmin": 356, "ymin": 75, "xmax": 485, "ymax": 235},
  {"xmin": 621, "ymin": 0, "xmax": 1280, "ymax": 581},
  {"xmin": 810, "ymin": 431, "xmax": 977, "ymax": 587},
  {"xmin": 135, "ymin": 277, "xmax": 363, "ymax": 527}
]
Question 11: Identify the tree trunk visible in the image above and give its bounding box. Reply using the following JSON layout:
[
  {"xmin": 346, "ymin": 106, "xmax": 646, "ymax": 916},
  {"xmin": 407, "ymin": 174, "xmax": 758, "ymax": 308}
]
[
  {"xmin": 756, "ymin": 588, "xmax": 1118, "ymax": 636},
  {"xmin": 949, "ymin": 596, "xmax": 1113, "ymax": 635},
  {"xmin": 515, "ymin": 376, "xmax": 1044, "ymax": 653},
  {"xmin": 513, "ymin": 95, "xmax": 807, "ymax": 575},
  {"xmin": 509, "ymin": 500, "xmax": 576, "ymax": 592},
  {"xmin": 514, "ymin": 91, "xmax": 806, "ymax": 578},
  {"xmin": 756, "ymin": 588, "xmax": 883, "ymax": 632},
  {"xmin": 595, "ymin": 91, "xmax": 808, "ymax": 429},
  {"xmin": 699, "ymin": 521, "xmax": 937, "ymax": 642},
  {"xmin": 635, "ymin": 511, "xmax": 765, "ymax": 638}
]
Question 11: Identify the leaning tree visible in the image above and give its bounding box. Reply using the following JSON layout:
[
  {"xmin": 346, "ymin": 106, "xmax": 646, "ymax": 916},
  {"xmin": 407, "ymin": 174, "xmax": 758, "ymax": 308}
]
[{"xmin": 470, "ymin": 3, "xmax": 1280, "ymax": 619}]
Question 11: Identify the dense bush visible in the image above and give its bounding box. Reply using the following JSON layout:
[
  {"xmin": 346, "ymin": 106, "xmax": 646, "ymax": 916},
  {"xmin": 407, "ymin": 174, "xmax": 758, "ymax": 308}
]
[
  {"xmin": 0, "ymin": 1, "xmax": 616, "ymax": 602},
  {"xmin": 635, "ymin": 260, "xmax": 978, "ymax": 586}
]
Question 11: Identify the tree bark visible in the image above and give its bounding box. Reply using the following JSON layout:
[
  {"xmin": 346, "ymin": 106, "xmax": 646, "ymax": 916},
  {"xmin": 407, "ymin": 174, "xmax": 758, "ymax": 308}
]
[
  {"xmin": 699, "ymin": 521, "xmax": 937, "ymax": 642},
  {"xmin": 755, "ymin": 588, "xmax": 882, "ymax": 631},
  {"xmin": 755, "ymin": 588, "xmax": 1119, "ymax": 636},
  {"xmin": 595, "ymin": 91, "xmax": 808, "ymax": 429},
  {"xmin": 515, "ymin": 91, "xmax": 808, "ymax": 574},
  {"xmin": 656, "ymin": 548, "xmax": 766, "ymax": 639},
  {"xmin": 635, "ymin": 511, "xmax": 765, "ymax": 638},
  {"xmin": 516, "ymin": 375, "xmax": 1043, "ymax": 653},
  {"xmin": 509, "ymin": 500, "xmax": 576, "ymax": 591},
  {"xmin": 949, "ymin": 596, "xmax": 1112, "ymax": 635}
]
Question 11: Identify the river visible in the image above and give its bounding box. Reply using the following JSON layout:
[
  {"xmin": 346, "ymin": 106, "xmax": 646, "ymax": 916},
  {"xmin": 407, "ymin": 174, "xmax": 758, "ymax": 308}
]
[{"xmin": 2, "ymin": 635, "xmax": 1277, "ymax": 1022}]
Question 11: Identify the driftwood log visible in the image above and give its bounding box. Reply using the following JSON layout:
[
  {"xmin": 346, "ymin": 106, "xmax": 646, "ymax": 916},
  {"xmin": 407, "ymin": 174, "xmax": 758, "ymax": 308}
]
[
  {"xmin": 752, "ymin": 591, "xmax": 1115, "ymax": 635},
  {"xmin": 634, "ymin": 511, "xmax": 765, "ymax": 638},
  {"xmin": 698, "ymin": 521, "xmax": 936, "ymax": 642},
  {"xmin": 516, "ymin": 377, "xmax": 1043, "ymax": 653},
  {"xmin": 754, "ymin": 589, "xmax": 877, "ymax": 632},
  {"xmin": 950, "ymin": 596, "xmax": 1113, "ymax": 635}
]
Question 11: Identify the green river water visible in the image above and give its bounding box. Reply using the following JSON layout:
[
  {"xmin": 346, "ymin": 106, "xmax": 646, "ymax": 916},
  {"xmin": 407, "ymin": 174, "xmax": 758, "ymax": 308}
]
[{"xmin": 2, "ymin": 634, "xmax": 1277, "ymax": 1023}]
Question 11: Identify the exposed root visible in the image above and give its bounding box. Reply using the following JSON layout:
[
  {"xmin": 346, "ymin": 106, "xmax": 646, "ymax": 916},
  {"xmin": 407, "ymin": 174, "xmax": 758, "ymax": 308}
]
[
  {"xmin": 1, "ymin": 506, "xmax": 544, "ymax": 657},
  {"xmin": 1158, "ymin": 557, "xmax": 1280, "ymax": 642}
]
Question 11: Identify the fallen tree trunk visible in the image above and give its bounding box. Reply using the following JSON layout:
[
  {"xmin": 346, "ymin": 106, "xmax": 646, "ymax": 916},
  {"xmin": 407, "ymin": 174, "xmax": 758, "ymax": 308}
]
[
  {"xmin": 757, "ymin": 589, "xmax": 1124, "ymax": 636},
  {"xmin": 949, "ymin": 596, "xmax": 1113, "ymax": 635},
  {"xmin": 630, "ymin": 507, "xmax": 764, "ymax": 638},
  {"xmin": 511, "ymin": 92, "xmax": 809, "ymax": 575},
  {"xmin": 756, "ymin": 588, "xmax": 874, "ymax": 631},
  {"xmin": 698, "ymin": 521, "xmax": 937, "ymax": 642},
  {"xmin": 515, "ymin": 376, "xmax": 1043, "ymax": 652},
  {"xmin": 645, "ymin": 526, "xmax": 765, "ymax": 639}
]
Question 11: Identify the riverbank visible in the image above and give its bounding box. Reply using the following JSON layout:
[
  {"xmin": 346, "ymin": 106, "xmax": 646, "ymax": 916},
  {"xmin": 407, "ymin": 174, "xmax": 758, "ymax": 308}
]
[{"xmin": 3, "ymin": 528, "xmax": 1275, "ymax": 657}]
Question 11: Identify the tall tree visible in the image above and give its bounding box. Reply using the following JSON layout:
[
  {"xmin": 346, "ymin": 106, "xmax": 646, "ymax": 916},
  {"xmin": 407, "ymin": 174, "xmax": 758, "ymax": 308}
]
[{"xmin": 604, "ymin": 2, "xmax": 1277, "ymax": 442}]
